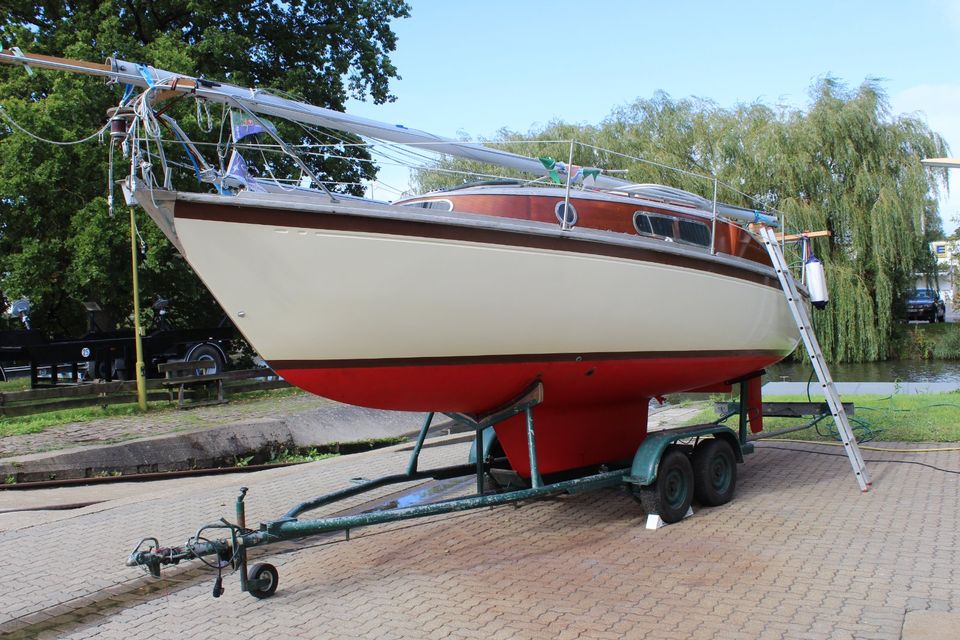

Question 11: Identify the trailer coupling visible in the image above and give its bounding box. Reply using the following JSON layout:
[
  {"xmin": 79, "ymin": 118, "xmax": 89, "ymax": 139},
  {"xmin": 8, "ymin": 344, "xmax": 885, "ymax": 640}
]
[
  {"xmin": 126, "ymin": 532, "xmax": 233, "ymax": 578},
  {"xmin": 126, "ymin": 487, "xmax": 282, "ymax": 598}
]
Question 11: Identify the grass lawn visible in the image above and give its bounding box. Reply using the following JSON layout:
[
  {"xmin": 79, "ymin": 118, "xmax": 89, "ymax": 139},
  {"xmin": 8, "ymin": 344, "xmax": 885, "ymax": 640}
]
[
  {"xmin": 684, "ymin": 393, "xmax": 960, "ymax": 443},
  {"xmin": 0, "ymin": 386, "xmax": 306, "ymax": 439},
  {"xmin": 0, "ymin": 377, "xmax": 30, "ymax": 392}
]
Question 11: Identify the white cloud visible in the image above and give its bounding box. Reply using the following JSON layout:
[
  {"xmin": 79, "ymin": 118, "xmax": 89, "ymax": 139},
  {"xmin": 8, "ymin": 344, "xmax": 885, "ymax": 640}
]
[{"xmin": 892, "ymin": 83, "xmax": 960, "ymax": 230}]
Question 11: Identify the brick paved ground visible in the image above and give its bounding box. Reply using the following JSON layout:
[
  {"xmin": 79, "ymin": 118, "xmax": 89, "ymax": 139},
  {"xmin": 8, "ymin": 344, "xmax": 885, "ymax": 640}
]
[{"xmin": 1, "ymin": 436, "xmax": 957, "ymax": 639}]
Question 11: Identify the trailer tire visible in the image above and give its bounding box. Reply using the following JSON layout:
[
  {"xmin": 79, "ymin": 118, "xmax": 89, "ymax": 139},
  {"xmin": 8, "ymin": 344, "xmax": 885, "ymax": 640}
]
[
  {"xmin": 247, "ymin": 562, "xmax": 279, "ymax": 599},
  {"xmin": 692, "ymin": 438, "xmax": 737, "ymax": 507},
  {"xmin": 637, "ymin": 446, "xmax": 693, "ymax": 524},
  {"xmin": 185, "ymin": 343, "xmax": 225, "ymax": 376}
]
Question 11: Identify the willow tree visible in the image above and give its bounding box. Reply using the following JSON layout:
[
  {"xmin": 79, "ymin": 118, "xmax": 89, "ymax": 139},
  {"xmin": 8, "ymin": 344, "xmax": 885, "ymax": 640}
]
[
  {"xmin": 415, "ymin": 80, "xmax": 947, "ymax": 362},
  {"xmin": 719, "ymin": 81, "xmax": 947, "ymax": 362}
]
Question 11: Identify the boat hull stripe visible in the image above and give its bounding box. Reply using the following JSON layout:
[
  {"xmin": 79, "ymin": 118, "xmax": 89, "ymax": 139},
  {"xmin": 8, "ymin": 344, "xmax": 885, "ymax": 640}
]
[
  {"xmin": 176, "ymin": 202, "xmax": 780, "ymax": 289},
  {"xmin": 270, "ymin": 349, "xmax": 785, "ymax": 370}
]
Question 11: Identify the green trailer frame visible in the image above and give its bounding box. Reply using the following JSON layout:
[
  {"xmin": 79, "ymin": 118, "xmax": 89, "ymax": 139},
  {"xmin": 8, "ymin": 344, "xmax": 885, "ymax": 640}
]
[{"xmin": 127, "ymin": 378, "xmax": 760, "ymax": 599}]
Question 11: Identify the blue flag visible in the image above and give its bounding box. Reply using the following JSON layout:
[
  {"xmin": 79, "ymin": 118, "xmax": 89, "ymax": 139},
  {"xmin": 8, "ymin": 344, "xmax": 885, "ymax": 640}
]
[{"xmin": 231, "ymin": 111, "xmax": 277, "ymax": 141}]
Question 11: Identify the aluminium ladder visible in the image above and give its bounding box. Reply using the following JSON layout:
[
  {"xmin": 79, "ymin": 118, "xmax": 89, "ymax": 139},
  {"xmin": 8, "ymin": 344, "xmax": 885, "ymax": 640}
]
[{"xmin": 756, "ymin": 225, "xmax": 872, "ymax": 491}]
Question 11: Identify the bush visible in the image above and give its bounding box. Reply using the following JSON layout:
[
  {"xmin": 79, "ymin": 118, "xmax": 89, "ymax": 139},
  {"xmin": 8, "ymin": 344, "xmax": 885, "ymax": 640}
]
[{"xmin": 933, "ymin": 326, "xmax": 960, "ymax": 359}]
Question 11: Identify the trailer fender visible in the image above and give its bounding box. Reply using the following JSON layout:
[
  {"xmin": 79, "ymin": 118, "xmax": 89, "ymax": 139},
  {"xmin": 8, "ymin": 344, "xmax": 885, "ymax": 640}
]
[
  {"xmin": 467, "ymin": 426, "xmax": 499, "ymax": 464},
  {"xmin": 624, "ymin": 425, "xmax": 742, "ymax": 487}
]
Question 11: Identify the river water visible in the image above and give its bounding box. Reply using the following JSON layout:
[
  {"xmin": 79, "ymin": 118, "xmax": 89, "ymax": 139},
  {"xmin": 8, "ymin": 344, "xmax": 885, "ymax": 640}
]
[{"xmin": 768, "ymin": 360, "xmax": 960, "ymax": 384}]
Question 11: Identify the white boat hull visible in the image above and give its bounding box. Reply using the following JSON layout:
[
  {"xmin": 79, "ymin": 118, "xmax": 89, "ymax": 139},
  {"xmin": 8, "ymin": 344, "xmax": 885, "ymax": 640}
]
[{"xmin": 138, "ymin": 189, "xmax": 800, "ymax": 475}]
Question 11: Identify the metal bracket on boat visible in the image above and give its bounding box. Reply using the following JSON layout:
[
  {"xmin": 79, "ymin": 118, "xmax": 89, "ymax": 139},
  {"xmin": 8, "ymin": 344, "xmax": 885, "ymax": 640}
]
[
  {"xmin": 445, "ymin": 381, "xmax": 545, "ymax": 489},
  {"xmin": 9, "ymin": 47, "xmax": 33, "ymax": 75},
  {"xmin": 444, "ymin": 381, "xmax": 543, "ymax": 431},
  {"xmin": 723, "ymin": 369, "xmax": 766, "ymax": 453}
]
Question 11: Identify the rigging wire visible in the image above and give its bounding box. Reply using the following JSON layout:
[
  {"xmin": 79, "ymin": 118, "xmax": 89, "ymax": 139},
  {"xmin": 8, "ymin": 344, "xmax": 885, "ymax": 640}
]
[
  {"xmin": 0, "ymin": 104, "xmax": 108, "ymax": 145},
  {"xmin": 28, "ymin": 75, "xmax": 786, "ymax": 220}
]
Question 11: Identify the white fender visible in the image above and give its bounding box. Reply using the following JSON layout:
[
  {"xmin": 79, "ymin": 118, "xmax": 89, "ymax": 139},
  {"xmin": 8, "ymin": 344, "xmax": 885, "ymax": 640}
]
[{"xmin": 805, "ymin": 257, "xmax": 829, "ymax": 310}]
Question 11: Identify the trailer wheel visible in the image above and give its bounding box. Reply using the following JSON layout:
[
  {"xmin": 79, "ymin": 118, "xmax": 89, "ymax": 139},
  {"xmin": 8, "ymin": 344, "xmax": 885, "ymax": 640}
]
[
  {"xmin": 638, "ymin": 446, "xmax": 693, "ymax": 524},
  {"xmin": 247, "ymin": 562, "xmax": 279, "ymax": 599},
  {"xmin": 186, "ymin": 343, "xmax": 225, "ymax": 376},
  {"xmin": 692, "ymin": 438, "xmax": 737, "ymax": 506}
]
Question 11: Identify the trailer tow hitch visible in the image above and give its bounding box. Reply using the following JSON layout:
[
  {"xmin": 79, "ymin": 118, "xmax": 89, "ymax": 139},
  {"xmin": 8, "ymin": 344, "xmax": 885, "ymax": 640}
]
[{"xmin": 126, "ymin": 487, "xmax": 272, "ymax": 597}]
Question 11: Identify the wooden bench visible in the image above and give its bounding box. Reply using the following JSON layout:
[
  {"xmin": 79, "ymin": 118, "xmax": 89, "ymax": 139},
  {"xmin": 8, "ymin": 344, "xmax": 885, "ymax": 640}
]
[{"xmin": 157, "ymin": 360, "xmax": 227, "ymax": 409}]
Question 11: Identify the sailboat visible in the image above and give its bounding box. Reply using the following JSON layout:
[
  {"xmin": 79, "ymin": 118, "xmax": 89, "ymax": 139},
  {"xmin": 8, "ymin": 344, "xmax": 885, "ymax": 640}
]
[{"xmin": 0, "ymin": 50, "xmax": 801, "ymax": 476}]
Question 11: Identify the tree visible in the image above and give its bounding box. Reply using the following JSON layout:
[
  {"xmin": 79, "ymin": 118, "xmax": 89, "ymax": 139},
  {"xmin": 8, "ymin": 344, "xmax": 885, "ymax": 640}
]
[
  {"xmin": 416, "ymin": 80, "xmax": 948, "ymax": 362},
  {"xmin": 0, "ymin": 0, "xmax": 409, "ymax": 334}
]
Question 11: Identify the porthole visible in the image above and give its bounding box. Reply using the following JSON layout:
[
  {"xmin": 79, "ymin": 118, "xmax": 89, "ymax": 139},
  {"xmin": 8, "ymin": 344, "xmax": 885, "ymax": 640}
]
[
  {"xmin": 555, "ymin": 201, "xmax": 578, "ymax": 226},
  {"xmin": 423, "ymin": 199, "xmax": 453, "ymax": 211},
  {"xmin": 399, "ymin": 199, "xmax": 453, "ymax": 211},
  {"xmin": 633, "ymin": 212, "xmax": 653, "ymax": 235}
]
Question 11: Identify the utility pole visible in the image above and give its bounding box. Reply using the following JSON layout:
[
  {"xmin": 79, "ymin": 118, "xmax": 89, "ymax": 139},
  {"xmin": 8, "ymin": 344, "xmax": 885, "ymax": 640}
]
[{"xmin": 129, "ymin": 207, "xmax": 147, "ymax": 410}]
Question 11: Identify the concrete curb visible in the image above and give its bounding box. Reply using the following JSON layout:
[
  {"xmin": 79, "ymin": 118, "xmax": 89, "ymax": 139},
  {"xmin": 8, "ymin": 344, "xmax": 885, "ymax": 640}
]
[
  {"xmin": 0, "ymin": 401, "xmax": 702, "ymax": 484},
  {"xmin": 0, "ymin": 404, "xmax": 431, "ymax": 483}
]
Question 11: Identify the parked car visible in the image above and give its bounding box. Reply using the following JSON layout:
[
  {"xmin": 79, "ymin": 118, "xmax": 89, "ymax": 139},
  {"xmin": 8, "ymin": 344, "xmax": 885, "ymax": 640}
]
[{"xmin": 905, "ymin": 289, "xmax": 946, "ymax": 323}]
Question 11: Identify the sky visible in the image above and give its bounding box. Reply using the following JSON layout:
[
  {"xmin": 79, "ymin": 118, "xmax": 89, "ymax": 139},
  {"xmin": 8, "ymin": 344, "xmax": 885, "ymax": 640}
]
[{"xmin": 346, "ymin": 0, "xmax": 960, "ymax": 230}]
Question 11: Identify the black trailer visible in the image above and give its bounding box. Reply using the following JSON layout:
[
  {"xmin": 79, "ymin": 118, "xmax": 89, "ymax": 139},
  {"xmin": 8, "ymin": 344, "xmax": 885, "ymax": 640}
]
[
  {"xmin": 0, "ymin": 297, "xmax": 237, "ymax": 388},
  {"xmin": 21, "ymin": 326, "xmax": 234, "ymax": 387},
  {"xmin": 0, "ymin": 329, "xmax": 47, "ymax": 382}
]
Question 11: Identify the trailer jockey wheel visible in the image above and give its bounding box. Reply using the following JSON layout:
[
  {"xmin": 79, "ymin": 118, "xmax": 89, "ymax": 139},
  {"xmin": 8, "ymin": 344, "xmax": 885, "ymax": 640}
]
[
  {"xmin": 247, "ymin": 563, "xmax": 279, "ymax": 599},
  {"xmin": 691, "ymin": 438, "xmax": 737, "ymax": 507},
  {"xmin": 638, "ymin": 446, "xmax": 693, "ymax": 524}
]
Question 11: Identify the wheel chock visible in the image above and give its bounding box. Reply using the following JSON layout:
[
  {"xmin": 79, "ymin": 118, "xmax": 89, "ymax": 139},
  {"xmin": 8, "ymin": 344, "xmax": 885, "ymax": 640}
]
[{"xmin": 644, "ymin": 506, "xmax": 693, "ymax": 530}]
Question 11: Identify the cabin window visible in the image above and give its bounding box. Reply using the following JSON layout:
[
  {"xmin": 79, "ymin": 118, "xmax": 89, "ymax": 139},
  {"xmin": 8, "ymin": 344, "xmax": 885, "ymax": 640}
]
[
  {"xmin": 647, "ymin": 214, "xmax": 676, "ymax": 239},
  {"xmin": 555, "ymin": 201, "xmax": 577, "ymax": 226},
  {"xmin": 678, "ymin": 219, "xmax": 711, "ymax": 247},
  {"xmin": 400, "ymin": 199, "xmax": 453, "ymax": 211},
  {"xmin": 633, "ymin": 212, "xmax": 653, "ymax": 235}
]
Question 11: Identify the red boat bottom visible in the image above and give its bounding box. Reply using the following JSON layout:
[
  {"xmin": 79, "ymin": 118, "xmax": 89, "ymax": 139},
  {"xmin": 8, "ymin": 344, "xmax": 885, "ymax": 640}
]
[
  {"xmin": 492, "ymin": 400, "xmax": 649, "ymax": 477},
  {"xmin": 276, "ymin": 352, "xmax": 779, "ymax": 475}
]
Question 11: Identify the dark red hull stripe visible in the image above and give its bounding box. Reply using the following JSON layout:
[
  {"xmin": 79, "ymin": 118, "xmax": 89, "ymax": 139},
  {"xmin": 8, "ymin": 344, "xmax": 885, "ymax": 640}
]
[
  {"xmin": 270, "ymin": 349, "xmax": 787, "ymax": 371},
  {"xmin": 176, "ymin": 201, "xmax": 780, "ymax": 289}
]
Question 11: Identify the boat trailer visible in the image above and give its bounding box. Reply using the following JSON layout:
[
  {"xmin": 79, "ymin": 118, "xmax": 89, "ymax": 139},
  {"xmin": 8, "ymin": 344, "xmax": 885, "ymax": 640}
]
[{"xmin": 127, "ymin": 378, "xmax": 761, "ymax": 599}]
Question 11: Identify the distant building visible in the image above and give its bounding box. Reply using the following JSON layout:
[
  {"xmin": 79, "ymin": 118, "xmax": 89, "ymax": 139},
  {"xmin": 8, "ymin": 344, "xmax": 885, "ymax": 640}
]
[
  {"xmin": 927, "ymin": 240, "xmax": 959, "ymax": 307},
  {"xmin": 930, "ymin": 240, "xmax": 957, "ymax": 264}
]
